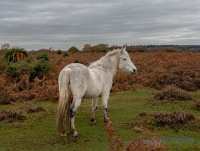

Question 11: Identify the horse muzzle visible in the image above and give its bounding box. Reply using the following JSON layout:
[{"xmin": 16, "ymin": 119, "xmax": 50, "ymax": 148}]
[{"xmin": 131, "ymin": 69, "xmax": 137, "ymax": 74}]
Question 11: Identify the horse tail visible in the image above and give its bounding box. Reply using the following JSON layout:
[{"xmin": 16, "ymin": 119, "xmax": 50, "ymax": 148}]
[{"xmin": 57, "ymin": 69, "xmax": 71, "ymax": 135}]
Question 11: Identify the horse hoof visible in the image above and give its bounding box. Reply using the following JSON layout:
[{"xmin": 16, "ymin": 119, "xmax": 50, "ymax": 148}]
[
  {"xmin": 73, "ymin": 131, "xmax": 79, "ymax": 138},
  {"xmin": 60, "ymin": 133, "xmax": 67, "ymax": 137},
  {"xmin": 90, "ymin": 118, "xmax": 97, "ymax": 125},
  {"xmin": 104, "ymin": 117, "xmax": 110, "ymax": 123}
]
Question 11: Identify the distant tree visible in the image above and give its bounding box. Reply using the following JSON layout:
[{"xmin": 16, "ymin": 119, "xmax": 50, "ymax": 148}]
[
  {"xmin": 82, "ymin": 44, "xmax": 110, "ymax": 52},
  {"xmin": 68, "ymin": 46, "xmax": 79, "ymax": 54},
  {"xmin": 1, "ymin": 43, "xmax": 10, "ymax": 50},
  {"xmin": 92, "ymin": 44, "xmax": 109, "ymax": 52},
  {"xmin": 82, "ymin": 44, "xmax": 92, "ymax": 52}
]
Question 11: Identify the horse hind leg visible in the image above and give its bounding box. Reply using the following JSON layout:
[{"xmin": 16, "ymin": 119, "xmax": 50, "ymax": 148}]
[{"xmin": 69, "ymin": 96, "xmax": 82, "ymax": 138}]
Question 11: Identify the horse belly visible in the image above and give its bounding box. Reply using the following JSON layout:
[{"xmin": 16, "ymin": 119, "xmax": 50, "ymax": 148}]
[
  {"xmin": 84, "ymin": 71, "xmax": 103, "ymax": 98},
  {"xmin": 85, "ymin": 86, "xmax": 102, "ymax": 98}
]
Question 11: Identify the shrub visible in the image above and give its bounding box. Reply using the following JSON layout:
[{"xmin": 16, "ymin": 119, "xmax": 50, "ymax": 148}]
[
  {"xmin": 74, "ymin": 60, "xmax": 80, "ymax": 63},
  {"xmin": 63, "ymin": 51, "xmax": 69, "ymax": 57},
  {"xmin": 0, "ymin": 59, "xmax": 7, "ymax": 73},
  {"xmin": 26, "ymin": 105, "xmax": 46, "ymax": 113},
  {"xmin": 0, "ymin": 110, "xmax": 26, "ymax": 122},
  {"xmin": 36, "ymin": 53, "xmax": 49, "ymax": 61},
  {"xmin": 56, "ymin": 50, "xmax": 62, "ymax": 54},
  {"xmin": 130, "ymin": 112, "xmax": 197, "ymax": 131},
  {"xmin": 0, "ymin": 89, "xmax": 13, "ymax": 105},
  {"xmin": 6, "ymin": 61, "xmax": 30, "ymax": 79},
  {"xmin": 193, "ymin": 101, "xmax": 200, "ymax": 111},
  {"xmin": 30, "ymin": 60, "xmax": 50, "ymax": 80},
  {"xmin": 154, "ymin": 85, "xmax": 192, "ymax": 101},
  {"xmin": 149, "ymin": 68, "xmax": 200, "ymax": 91},
  {"xmin": 4, "ymin": 48, "xmax": 28, "ymax": 63},
  {"xmin": 6, "ymin": 64, "xmax": 19, "ymax": 78},
  {"xmin": 154, "ymin": 112, "xmax": 195, "ymax": 128},
  {"xmin": 6, "ymin": 59, "xmax": 51, "ymax": 81}
]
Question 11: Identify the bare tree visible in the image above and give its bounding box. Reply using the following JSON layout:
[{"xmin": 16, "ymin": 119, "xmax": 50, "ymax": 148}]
[{"xmin": 1, "ymin": 43, "xmax": 10, "ymax": 50}]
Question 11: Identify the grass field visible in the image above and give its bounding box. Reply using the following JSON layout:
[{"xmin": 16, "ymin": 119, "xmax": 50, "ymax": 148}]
[{"xmin": 0, "ymin": 88, "xmax": 200, "ymax": 151}]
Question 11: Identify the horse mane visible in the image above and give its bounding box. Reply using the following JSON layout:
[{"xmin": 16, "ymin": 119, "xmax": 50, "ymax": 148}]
[{"xmin": 89, "ymin": 49, "xmax": 120, "ymax": 70}]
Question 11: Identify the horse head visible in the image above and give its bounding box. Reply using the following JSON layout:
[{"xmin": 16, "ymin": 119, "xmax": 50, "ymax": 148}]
[{"xmin": 118, "ymin": 46, "xmax": 137, "ymax": 74}]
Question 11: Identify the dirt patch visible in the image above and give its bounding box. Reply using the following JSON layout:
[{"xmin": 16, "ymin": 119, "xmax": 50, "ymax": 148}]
[
  {"xmin": 0, "ymin": 110, "xmax": 26, "ymax": 122},
  {"xmin": 105, "ymin": 119, "xmax": 166, "ymax": 151},
  {"xmin": 126, "ymin": 137, "xmax": 166, "ymax": 151},
  {"xmin": 154, "ymin": 86, "xmax": 192, "ymax": 101},
  {"xmin": 129, "ymin": 112, "xmax": 198, "ymax": 131},
  {"xmin": 105, "ymin": 119, "xmax": 124, "ymax": 151}
]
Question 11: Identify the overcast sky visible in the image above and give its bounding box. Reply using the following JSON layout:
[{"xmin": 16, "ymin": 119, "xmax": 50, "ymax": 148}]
[{"xmin": 0, "ymin": 0, "xmax": 200, "ymax": 50}]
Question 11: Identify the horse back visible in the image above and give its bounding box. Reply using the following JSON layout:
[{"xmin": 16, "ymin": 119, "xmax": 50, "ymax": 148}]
[{"xmin": 65, "ymin": 63, "xmax": 90, "ymax": 97}]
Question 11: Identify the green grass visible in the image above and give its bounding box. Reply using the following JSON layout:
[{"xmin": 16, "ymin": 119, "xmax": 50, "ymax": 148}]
[{"xmin": 0, "ymin": 88, "xmax": 200, "ymax": 151}]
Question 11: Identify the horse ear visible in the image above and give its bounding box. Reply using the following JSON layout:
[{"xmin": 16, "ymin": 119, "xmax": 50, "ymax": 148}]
[
  {"xmin": 120, "ymin": 45, "xmax": 126, "ymax": 54},
  {"xmin": 120, "ymin": 49, "xmax": 123, "ymax": 54}
]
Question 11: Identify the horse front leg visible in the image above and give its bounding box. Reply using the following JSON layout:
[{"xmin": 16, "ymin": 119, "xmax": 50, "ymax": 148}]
[
  {"xmin": 102, "ymin": 92, "xmax": 110, "ymax": 123},
  {"xmin": 90, "ymin": 98, "xmax": 98, "ymax": 124}
]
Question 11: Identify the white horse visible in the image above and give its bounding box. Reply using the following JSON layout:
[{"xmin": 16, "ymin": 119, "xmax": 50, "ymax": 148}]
[{"xmin": 57, "ymin": 46, "xmax": 137, "ymax": 138}]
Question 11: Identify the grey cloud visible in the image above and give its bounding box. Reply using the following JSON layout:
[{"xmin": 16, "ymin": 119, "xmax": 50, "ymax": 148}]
[{"xmin": 0, "ymin": 0, "xmax": 200, "ymax": 49}]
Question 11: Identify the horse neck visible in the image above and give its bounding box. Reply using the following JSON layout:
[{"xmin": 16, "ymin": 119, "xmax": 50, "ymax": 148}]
[
  {"xmin": 107, "ymin": 54, "xmax": 119, "ymax": 76},
  {"xmin": 89, "ymin": 50, "xmax": 120, "ymax": 78}
]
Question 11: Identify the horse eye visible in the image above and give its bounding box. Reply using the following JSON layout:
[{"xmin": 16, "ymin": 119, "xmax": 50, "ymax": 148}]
[{"xmin": 123, "ymin": 58, "xmax": 127, "ymax": 61}]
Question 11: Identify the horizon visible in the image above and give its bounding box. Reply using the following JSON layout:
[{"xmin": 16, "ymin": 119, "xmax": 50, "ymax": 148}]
[{"xmin": 2, "ymin": 43, "xmax": 200, "ymax": 51}]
